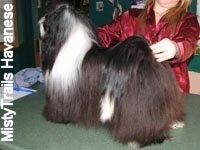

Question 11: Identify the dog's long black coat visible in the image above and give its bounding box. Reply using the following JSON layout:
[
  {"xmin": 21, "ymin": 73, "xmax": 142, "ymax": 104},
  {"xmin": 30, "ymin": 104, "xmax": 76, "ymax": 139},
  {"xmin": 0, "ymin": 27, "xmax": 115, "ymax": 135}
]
[{"xmin": 40, "ymin": 4, "xmax": 184, "ymax": 147}]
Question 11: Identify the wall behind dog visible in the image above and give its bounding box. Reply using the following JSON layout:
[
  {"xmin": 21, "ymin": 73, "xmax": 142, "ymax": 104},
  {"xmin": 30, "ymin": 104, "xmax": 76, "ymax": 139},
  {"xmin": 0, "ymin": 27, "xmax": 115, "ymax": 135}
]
[
  {"xmin": 188, "ymin": 0, "xmax": 200, "ymax": 73},
  {"xmin": 188, "ymin": 0, "xmax": 200, "ymax": 94},
  {"xmin": 0, "ymin": 0, "xmax": 39, "ymax": 81},
  {"xmin": 89, "ymin": 0, "xmax": 130, "ymax": 27}
]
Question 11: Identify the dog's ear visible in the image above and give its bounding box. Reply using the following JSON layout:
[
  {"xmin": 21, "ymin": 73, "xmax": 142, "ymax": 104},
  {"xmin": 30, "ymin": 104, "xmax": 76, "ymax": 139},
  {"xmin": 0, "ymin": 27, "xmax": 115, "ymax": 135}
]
[{"xmin": 38, "ymin": 16, "xmax": 46, "ymax": 38}]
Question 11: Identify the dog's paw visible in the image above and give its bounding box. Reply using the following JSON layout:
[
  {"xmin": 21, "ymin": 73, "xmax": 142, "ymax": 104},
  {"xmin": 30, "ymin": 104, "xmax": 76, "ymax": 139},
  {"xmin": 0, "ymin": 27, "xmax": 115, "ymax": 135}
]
[
  {"xmin": 128, "ymin": 141, "xmax": 139, "ymax": 148},
  {"xmin": 171, "ymin": 121, "xmax": 185, "ymax": 129}
]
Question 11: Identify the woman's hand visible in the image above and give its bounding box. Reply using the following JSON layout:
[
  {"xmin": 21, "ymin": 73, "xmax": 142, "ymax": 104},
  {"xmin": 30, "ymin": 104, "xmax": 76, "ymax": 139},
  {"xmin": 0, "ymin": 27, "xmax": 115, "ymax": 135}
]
[{"xmin": 150, "ymin": 38, "xmax": 179, "ymax": 62}]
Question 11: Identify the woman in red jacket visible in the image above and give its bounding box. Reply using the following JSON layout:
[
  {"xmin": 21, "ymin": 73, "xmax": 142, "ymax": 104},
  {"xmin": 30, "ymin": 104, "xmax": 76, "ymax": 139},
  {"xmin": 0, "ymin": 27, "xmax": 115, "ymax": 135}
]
[{"xmin": 97, "ymin": 0, "xmax": 200, "ymax": 93}]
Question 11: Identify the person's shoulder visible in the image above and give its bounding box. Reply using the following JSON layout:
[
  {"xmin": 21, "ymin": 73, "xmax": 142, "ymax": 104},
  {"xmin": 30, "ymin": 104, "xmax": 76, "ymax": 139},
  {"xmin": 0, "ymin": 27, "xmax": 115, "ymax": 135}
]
[
  {"xmin": 178, "ymin": 11, "xmax": 199, "ymax": 28},
  {"xmin": 182, "ymin": 11, "xmax": 198, "ymax": 20}
]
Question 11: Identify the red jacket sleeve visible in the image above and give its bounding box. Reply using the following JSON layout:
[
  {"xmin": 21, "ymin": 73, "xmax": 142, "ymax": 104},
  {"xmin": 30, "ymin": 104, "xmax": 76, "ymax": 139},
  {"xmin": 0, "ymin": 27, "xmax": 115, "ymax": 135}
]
[
  {"xmin": 97, "ymin": 9, "xmax": 142, "ymax": 48},
  {"xmin": 171, "ymin": 13, "xmax": 200, "ymax": 64}
]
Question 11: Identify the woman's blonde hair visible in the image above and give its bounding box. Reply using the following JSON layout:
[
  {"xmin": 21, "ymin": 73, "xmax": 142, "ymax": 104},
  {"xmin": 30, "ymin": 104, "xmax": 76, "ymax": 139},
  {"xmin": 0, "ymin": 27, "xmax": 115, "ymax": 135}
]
[{"xmin": 139, "ymin": 0, "xmax": 191, "ymax": 30}]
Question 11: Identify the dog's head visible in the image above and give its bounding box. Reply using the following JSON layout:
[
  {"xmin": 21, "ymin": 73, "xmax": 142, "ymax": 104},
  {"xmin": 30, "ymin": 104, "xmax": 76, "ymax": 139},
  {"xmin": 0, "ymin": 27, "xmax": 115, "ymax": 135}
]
[
  {"xmin": 38, "ymin": 4, "xmax": 99, "ymax": 45},
  {"xmin": 39, "ymin": 3, "xmax": 100, "ymax": 71}
]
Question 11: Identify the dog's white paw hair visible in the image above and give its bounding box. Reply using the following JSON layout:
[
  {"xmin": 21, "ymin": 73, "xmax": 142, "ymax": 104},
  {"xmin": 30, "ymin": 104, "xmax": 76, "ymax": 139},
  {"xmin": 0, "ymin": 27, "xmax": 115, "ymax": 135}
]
[
  {"xmin": 171, "ymin": 121, "xmax": 185, "ymax": 129},
  {"xmin": 128, "ymin": 141, "xmax": 139, "ymax": 148}
]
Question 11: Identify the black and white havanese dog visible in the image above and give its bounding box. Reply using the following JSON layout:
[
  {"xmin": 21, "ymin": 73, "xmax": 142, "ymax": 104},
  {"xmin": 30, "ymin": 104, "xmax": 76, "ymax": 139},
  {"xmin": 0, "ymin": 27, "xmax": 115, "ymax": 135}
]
[{"xmin": 39, "ymin": 3, "xmax": 185, "ymax": 147}]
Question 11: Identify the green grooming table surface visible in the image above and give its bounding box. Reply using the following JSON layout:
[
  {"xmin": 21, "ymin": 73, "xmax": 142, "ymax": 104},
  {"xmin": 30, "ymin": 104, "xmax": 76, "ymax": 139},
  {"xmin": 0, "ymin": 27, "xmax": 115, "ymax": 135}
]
[{"xmin": 0, "ymin": 84, "xmax": 200, "ymax": 150}]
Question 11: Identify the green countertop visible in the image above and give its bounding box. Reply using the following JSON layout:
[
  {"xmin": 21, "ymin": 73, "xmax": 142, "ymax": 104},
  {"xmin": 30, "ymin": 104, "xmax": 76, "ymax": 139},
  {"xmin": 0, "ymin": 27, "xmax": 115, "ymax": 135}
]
[{"xmin": 0, "ymin": 84, "xmax": 200, "ymax": 150}]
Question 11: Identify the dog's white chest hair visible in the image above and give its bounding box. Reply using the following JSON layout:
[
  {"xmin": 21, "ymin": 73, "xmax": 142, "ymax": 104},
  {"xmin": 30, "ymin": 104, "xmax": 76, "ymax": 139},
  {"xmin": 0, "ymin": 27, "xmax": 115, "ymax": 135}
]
[{"xmin": 49, "ymin": 24, "xmax": 93, "ymax": 89}]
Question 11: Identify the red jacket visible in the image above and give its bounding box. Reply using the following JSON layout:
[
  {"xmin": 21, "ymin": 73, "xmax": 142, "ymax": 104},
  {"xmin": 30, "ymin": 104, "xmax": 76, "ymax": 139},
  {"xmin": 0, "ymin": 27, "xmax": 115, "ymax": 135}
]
[{"xmin": 97, "ymin": 5, "xmax": 200, "ymax": 93}]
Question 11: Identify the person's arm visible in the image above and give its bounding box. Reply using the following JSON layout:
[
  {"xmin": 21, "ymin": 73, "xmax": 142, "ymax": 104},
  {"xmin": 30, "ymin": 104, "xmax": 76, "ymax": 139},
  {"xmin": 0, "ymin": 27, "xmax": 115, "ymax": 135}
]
[
  {"xmin": 97, "ymin": 9, "xmax": 141, "ymax": 48},
  {"xmin": 150, "ymin": 13, "xmax": 200, "ymax": 63},
  {"xmin": 172, "ymin": 13, "xmax": 200, "ymax": 63}
]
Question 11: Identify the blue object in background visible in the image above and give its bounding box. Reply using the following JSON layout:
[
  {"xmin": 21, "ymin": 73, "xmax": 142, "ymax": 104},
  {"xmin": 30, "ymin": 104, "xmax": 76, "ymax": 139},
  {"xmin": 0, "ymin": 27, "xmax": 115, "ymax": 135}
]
[{"xmin": 13, "ymin": 67, "xmax": 44, "ymax": 88}]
